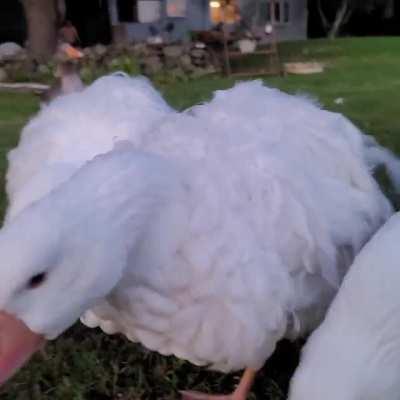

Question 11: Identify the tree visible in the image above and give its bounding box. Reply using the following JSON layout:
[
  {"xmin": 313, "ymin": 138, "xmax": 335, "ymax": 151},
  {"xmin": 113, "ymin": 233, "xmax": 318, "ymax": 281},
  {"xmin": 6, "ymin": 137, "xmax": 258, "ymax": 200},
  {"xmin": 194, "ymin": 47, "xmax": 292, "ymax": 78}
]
[
  {"xmin": 317, "ymin": 0, "xmax": 393, "ymax": 39},
  {"xmin": 317, "ymin": 0, "xmax": 348, "ymax": 39},
  {"xmin": 21, "ymin": 0, "xmax": 59, "ymax": 62}
]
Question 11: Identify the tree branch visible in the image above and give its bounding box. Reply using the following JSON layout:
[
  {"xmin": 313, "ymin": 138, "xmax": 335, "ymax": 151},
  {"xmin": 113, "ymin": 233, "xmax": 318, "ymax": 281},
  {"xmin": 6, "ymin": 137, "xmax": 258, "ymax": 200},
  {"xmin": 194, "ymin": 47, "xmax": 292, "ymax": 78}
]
[
  {"xmin": 328, "ymin": 0, "xmax": 349, "ymax": 39},
  {"xmin": 317, "ymin": 0, "xmax": 330, "ymax": 33}
]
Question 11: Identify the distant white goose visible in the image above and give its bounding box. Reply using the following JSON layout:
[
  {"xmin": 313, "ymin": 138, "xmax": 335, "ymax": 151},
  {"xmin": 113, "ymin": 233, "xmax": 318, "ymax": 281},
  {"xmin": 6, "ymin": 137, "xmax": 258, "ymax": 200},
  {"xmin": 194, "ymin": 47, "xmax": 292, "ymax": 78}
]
[
  {"xmin": 39, "ymin": 44, "xmax": 85, "ymax": 106},
  {"xmin": 288, "ymin": 212, "xmax": 400, "ymax": 400},
  {"xmin": 0, "ymin": 77, "xmax": 399, "ymax": 400}
]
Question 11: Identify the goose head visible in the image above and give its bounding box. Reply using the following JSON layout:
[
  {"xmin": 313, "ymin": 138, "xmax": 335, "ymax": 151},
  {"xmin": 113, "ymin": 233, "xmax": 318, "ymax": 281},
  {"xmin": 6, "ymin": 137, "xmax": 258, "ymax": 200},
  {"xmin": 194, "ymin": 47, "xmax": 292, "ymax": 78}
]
[
  {"xmin": 0, "ymin": 153, "xmax": 138, "ymax": 384},
  {"xmin": 56, "ymin": 43, "xmax": 84, "ymax": 62}
]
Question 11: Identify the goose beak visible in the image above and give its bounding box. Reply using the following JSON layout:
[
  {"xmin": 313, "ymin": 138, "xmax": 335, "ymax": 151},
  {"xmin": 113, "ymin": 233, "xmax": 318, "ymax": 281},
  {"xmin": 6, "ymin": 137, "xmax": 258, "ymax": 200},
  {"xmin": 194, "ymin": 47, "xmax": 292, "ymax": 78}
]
[
  {"xmin": 63, "ymin": 44, "xmax": 84, "ymax": 59},
  {"xmin": 0, "ymin": 311, "xmax": 45, "ymax": 385}
]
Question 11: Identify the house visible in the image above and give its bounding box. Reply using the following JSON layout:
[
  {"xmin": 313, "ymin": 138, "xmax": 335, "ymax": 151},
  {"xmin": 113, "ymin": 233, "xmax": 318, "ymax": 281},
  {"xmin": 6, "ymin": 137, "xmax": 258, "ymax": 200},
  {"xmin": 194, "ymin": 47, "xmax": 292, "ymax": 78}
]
[
  {"xmin": 108, "ymin": 0, "xmax": 212, "ymax": 43},
  {"xmin": 0, "ymin": 0, "xmax": 308, "ymax": 47},
  {"xmin": 107, "ymin": 0, "xmax": 308, "ymax": 44},
  {"xmin": 239, "ymin": 0, "xmax": 308, "ymax": 41}
]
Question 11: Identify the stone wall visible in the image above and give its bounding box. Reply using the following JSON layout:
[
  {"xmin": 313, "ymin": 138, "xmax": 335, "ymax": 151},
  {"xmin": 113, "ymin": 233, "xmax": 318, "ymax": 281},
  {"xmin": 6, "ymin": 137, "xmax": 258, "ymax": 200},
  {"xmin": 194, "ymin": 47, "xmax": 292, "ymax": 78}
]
[
  {"xmin": 82, "ymin": 42, "xmax": 219, "ymax": 79},
  {"xmin": 0, "ymin": 41, "xmax": 220, "ymax": 83}
]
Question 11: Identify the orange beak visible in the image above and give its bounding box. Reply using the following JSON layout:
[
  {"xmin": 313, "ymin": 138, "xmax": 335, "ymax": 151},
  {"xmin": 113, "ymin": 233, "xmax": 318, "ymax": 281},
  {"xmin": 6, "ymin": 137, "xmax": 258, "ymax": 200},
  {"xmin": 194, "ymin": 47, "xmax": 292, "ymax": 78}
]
[
  {"xmin": 0, "ymin": 312, "xmax": 45, "ymax": 385},
  {"xmin": 63, "ymin": 44, "xmax": 84, "ymax": 60}
]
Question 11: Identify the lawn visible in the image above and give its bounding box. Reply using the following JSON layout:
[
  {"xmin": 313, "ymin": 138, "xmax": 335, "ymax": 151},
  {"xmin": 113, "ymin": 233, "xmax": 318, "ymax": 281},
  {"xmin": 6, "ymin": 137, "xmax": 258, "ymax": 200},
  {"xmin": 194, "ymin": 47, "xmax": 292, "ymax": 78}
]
[{"xmin": 1, "ymin": 37, "xmax": 400, "ymax": 400}]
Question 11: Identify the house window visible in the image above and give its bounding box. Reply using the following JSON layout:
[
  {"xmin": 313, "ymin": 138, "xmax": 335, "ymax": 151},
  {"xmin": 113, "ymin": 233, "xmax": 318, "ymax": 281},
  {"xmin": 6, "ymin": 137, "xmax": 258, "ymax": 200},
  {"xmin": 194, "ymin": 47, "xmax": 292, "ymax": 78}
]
[
  {"xmin": 283, "ymin": 1, "xmax": 290, "ymax": 23},
  {"xmin": 117, "ymin": 0, "xmax": 138, "ymax": 22},
  {"xmin": 274, "ymin": 2, "xmax": 280, "ymax": 22},
  {"xmin": 137, "ymin": 0, "xmax": 162, "ymax": 23},
  {"xmin": 117, "ymin": 0, "xmax": 161, "ymax": 23},
  {"xmin": 265, "ymin": 1, "xmax": 290, "ymax": 24},
  {"xmin": 167, "ymin": 0, "xmax": 186, "ymax": 17},
  {"xmin": 209, "ymin": 0, "xmax": 240, "ymax": 25}
]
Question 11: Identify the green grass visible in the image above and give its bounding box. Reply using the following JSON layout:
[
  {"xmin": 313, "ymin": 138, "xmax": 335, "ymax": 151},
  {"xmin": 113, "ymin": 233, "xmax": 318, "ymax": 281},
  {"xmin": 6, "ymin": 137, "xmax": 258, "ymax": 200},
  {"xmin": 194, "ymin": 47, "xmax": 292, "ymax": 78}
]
[{"xmin": 1, "ymin": 37, "xmax": 400, "ymax": 399}]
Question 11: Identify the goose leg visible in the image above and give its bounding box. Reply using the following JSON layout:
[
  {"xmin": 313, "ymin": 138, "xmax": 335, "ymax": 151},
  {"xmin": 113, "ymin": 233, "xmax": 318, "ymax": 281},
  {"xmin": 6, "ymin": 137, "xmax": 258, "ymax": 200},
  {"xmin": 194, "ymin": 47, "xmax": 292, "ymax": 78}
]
[{"xmin": 180, "ymin": 368, "xmax": 257, "ymax": 400}]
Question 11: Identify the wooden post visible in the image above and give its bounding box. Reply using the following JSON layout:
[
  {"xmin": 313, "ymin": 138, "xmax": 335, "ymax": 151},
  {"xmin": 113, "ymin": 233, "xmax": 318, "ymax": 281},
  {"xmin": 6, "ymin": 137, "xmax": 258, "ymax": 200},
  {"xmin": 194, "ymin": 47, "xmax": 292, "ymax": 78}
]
[
  {"xmin": 220, "ymin": 0, "xmax": 282, "ymax": 77},
  {"xmin": 222, "ymin": 2, "xmax": 231, "ymax": 76},
  {"xmin": 222, "ymin": 31, "xmax": 231, "ymax": 75},
  {"xmin": 269, "ymin": 0, "xmax": 282, "ymax": 75},
  {"xmin": 112, "ymin": 24, "xmax": 129, "ymax": 44}
]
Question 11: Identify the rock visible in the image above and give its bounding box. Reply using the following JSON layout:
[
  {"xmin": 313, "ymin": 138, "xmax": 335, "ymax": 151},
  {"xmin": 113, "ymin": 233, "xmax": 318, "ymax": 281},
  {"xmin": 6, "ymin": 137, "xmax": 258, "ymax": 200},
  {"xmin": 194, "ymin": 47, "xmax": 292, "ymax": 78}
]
[
  {"xmin": 37, "ymin": 64, "xmax": 50, "ymax": 75},
  {"xmin": 190, "ymin": 48, "xmax": 206, "ymax": 59},
  {"xmin": 83, "ymin": 47, "xmax": 94, "ymax": 58},
  {"xmin": 17, "ymin": 50, "xmax": 28, "ymax": 61},
  {"xmin": 192, "ymin": 57, "xmax": 207, "ymax": 67},
  {"xmin": 131, "ymin": 43, "xmax": 150, "ymax": 57},
  {"xmin": 0, "ymin": 68, "xmax": 8, "ymax": 82},
  {"xmin": 191, "ymin": 66, "xmax": 216, "ymax": 78},
  {"xmin": 142, "ymin": 56, "xmax": 163, "ymax": 75},
  {"xmin": 7, "ymin": 49, "xmax": 27, "ymax": 62},
  {"xmin": 204, "ymin": 64, "xmax": 217, "ymax": 74},
  {"xmin": 194, "ymin": 41, "xmax": 206, "ymax": 49},
  {"xmin": 169, "ymin": 67, "xmax": 186, "ymax": 80},
  {"xmin": 105, "ymin": 43, "xmax": 125, "ymax": 58},
  {"xmin": 190, "ymin": 67, "xmax": 206, "ymax": 78},
  {"xmin": 180, "ymin": 54, "xmax": 194, "ymax": 72},
  {"xmin": 164, "ymin": 58, "xmax": 178, "ymax": 69},
  {"xmin": 147, "ymin": 36, "xmax": 163, "ymax": 45},
  {"xmin": 163, "ymin": 45, "xmax": 184, "ymax": 68},
  {"xmin": 8, "ymin": 59, "xmax": 36, "ymax": 77},
  {"xmin": 0, "ymin": 42, "xmax": 23, "ymax": 61},
  {"xmin": 111, "ymin": 43, "xmax": 128, "ymax": 53},
  {"xmin": 164, "ymin": 55, "xmax": 180, "ymax": 69},
  {"xmin": 93, "ymin": 44, "xmax": 108, "ymax": 57},
  {"xmin": 163, "ymin": 45, "xmax": 183, "ymax": 58}
]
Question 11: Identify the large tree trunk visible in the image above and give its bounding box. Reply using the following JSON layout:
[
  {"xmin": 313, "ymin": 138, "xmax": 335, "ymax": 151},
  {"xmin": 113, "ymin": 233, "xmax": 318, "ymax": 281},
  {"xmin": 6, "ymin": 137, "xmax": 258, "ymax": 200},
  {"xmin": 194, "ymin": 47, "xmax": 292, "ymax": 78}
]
[{"xmin": 22, "ymin": 0, "xmax": 58, "ymax": 63}]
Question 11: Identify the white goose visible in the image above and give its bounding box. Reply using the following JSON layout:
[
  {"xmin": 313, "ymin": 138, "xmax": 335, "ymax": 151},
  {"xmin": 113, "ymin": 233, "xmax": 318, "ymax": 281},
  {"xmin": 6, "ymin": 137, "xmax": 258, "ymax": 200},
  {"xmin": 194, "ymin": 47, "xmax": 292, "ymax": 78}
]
[
  {"xmin": 0, "ymin": 76, "xmax": 398, "ymax": 400},
  {"xmin": 288, "ymin": 212, "xmax": 400, "ymax": 400},
  {"xmin": 39, "ymin": 44, "xmax": 85, "ymax": 106},
  {"xmin": 6, "ymin": 75, "xmax": 173, "ymax": 221}
]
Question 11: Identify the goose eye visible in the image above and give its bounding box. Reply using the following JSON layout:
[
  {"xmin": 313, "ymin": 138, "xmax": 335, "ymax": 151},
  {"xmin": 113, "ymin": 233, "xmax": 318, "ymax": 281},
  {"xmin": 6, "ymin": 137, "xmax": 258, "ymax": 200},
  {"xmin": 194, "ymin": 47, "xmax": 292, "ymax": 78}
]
[{"xmin": 27, "ymin": 272, "xmax": 47, "ymax": 289}]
